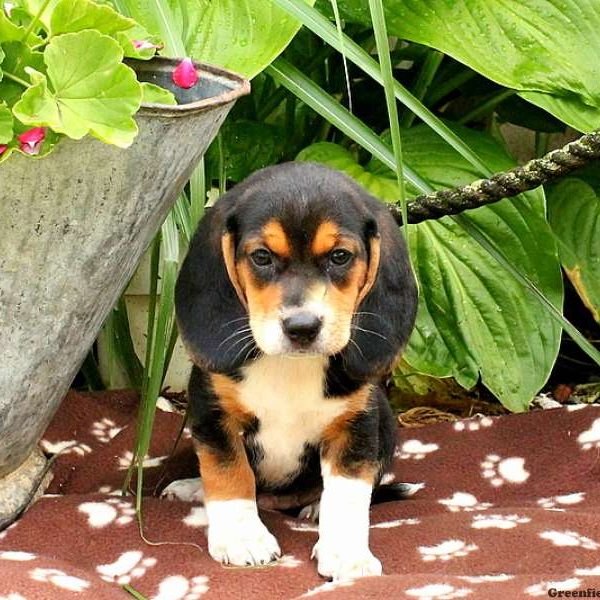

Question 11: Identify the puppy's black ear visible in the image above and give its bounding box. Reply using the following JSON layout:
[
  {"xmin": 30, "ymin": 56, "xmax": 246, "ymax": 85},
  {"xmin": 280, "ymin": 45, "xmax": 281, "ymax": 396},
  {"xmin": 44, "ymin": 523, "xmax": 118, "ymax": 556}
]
[
  {"xmin": 342, "ymin": 199, "xmax": 418, "ymax": 380},
  {"xmin": 175, "ymin": 193, "xmax": 252, "ymax": 373}
]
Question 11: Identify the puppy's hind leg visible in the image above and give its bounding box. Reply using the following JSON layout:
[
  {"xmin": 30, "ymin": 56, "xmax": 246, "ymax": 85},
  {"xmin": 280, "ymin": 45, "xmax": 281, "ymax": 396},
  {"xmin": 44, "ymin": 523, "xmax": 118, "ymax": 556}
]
[{"xmin": 162, "ymin": 478, "xmax": 205, "ymax": 503}]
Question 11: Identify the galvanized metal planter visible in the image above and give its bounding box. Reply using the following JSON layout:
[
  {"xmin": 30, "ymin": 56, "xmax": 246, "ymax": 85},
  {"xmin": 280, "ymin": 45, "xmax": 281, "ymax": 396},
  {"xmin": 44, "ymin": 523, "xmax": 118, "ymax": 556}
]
[{"xmin": 0, "ymin": 57, "xmax": 249, "ymax": 523}]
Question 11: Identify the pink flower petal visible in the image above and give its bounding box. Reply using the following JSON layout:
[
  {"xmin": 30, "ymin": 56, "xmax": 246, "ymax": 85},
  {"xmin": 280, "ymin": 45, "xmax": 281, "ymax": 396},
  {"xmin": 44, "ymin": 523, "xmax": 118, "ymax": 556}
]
[
  {"xmin": 0, "ymin": 144, "xmax": 7, "ymax": 155},
  {"xmin": 17, "ymin": 127, "xmax": 45, "ymax": 155},
  {"xmin": 133, "ymin": 39, "xmax": 162, "ymax": 51},
  {"xmin": 172, "ymin": 58, "xmax": 199, "ymax": 89},
  {"xmin": 18, "ymin": 127, "xmax": 45, "ymax": 145}
]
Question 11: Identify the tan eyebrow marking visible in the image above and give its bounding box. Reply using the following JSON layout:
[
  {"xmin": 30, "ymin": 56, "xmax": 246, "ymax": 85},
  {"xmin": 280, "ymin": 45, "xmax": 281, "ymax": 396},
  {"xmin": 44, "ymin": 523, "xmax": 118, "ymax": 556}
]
[
  {"xmin": 311, "ymin": 221, "xmax": 340, "ymax": 256},
  {"xmin": 261, "ymin": 219, "xmax": 291, "ymax": 257}
]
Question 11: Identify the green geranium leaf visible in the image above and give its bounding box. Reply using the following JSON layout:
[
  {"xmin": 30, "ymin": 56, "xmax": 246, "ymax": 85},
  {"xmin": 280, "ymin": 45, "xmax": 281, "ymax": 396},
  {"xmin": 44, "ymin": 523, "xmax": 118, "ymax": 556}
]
[
  {"xmin": 329, "ymin": 0, "xmax": 600, "ymax": 131},
  {"xmin": 115, "ymin": 24, "xmax": 162, "ymax": 60},
  {"xmin": 1, "ymin": 41, "xmax": 45, "ymax": 82},
  {"xmin": 297, "ymin": 142, "xmax": 399, "ymax": 202},
  {"xmin": 141, "ymin": 82, "xmax": 176, "ymax": 105},
  {"xmin": 0, "ymin": 45, "xmax": 4, "ymax": 83},
  {"xmin": 50, "ymin": 0, "xmax": 136, "ymax": 36},
  {"xmin": 298, "ymin": 125, "xmax": 563, "ymax": 411},
  {"xmin": 0, "ymin": 9, "xmax": 41, "ymax": 44},
  {"xmin": 13, "ymin": 30, "xmax": 142, "ymax": 147},
  {"xmin": 0, "ymin": 103, "xmax": 13, "ymax": 143},
  {"xmin": 548, "ymin": 179, "xmax": 600, "ymax": 323},
  {"xmin": 21, "ymin": 0, "xmax": 59, "ymax": 28},
  {"xmin": 125, "ymin": 0, "xmax": 315, "ymax": 79}
]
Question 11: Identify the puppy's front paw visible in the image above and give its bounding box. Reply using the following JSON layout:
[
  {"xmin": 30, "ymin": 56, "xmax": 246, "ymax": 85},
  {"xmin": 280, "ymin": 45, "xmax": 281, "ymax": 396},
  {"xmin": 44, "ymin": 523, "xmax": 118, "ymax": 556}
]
[
  {"xmin": 161, "ymin": 477, "xmax": 205, "ymax": 503},
  {"xmin": 209, "ymin": 519, "xmax": 281, "ymax": 566},
  {"xmin": 312, "ymin": 541, "xmax": 382, "ymax": 581}
]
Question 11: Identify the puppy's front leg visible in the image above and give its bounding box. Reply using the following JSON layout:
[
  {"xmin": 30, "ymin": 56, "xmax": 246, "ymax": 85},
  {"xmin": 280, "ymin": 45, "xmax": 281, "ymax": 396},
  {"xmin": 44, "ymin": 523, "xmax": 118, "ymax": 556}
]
[
  {"xmin": 313, "ymin": 412, "xmax": 382, "ymax": 581},
  {"xmin": 195, "ymin": 438, "xmax": 280, "ymax": 566}
]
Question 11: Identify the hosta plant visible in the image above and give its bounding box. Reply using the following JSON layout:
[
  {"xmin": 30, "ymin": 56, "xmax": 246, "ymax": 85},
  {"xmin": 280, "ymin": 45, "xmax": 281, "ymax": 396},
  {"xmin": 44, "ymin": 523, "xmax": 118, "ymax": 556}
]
[{"xmin": 0, "ymin": 0, "xmax": 178, "ymax": 163}]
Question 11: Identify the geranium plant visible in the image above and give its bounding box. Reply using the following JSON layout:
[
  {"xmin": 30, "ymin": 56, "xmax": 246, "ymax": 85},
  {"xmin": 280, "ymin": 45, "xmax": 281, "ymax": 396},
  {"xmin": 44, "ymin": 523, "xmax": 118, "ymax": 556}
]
[{"xmin": 0, "ymin": 0, "xmax": 180, "ymax": 162}]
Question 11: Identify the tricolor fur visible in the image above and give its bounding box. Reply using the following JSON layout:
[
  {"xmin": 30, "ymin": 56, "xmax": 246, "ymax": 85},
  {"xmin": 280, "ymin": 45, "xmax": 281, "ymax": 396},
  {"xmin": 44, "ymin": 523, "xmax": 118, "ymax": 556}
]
[{"xmin": 174, "ymin": 162, "xmax": 418, "ymax": 580}]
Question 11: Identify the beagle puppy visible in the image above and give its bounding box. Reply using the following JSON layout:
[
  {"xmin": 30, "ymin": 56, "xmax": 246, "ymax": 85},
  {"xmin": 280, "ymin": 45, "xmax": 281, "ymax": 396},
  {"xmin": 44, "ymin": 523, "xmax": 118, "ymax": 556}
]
[{"xmin": 173, "ymin": 162, "xmax": 418, "ymax": 580}]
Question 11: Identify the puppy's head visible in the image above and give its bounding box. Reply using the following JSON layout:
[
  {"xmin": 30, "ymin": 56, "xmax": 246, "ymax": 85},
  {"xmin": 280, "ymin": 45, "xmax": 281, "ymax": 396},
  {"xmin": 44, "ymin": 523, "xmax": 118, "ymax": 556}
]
[{"xmin": 176, "ymin": 162, "xmax": 417, "ymax": 376}]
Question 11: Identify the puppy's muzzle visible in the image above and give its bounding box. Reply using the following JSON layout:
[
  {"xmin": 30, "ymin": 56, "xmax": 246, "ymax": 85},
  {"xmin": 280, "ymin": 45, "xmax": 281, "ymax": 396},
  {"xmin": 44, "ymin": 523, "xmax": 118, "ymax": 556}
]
[{"xmin": 282, "ymin": 311, "xmax": 323, "ymax": 347}]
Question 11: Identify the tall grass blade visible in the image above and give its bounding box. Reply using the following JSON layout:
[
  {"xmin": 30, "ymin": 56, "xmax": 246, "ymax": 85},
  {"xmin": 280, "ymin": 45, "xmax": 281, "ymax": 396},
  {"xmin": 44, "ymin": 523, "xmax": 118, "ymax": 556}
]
[
  {"xmin": 367, "ymin": 0, "xmax": 407, "ymax": 240},
  {"xmin": 112, "ymin": 297, "xmax": 144, "ymax": 388},
  {"xmin": 135, "ymin": 213, "xmax": 180, "ymax": 514},
  {"xmin": 329, "ymin": 0, "xmax": 353, "ymax": 113},
  {"xmin": 189, "ymin": 160, "xmax": 206, "ymax": 232},
  {"xmin": 401, "ymin": 50, "xmax": 443, "ymax": 128},
  {"xmin": 267, "ymin": 58, "xmax": 431, "ymax": 193},
  {"xmin": 273, "ymin": 0, "xmax": 492, "ymax": 176}
]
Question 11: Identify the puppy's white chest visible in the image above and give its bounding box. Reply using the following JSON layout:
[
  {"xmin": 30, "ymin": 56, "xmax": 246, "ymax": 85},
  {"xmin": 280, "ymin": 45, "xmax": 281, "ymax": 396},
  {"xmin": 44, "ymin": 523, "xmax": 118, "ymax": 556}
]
[{"xmin": 238, "ymin": 355, "xmax": 346, "ymax": 484}]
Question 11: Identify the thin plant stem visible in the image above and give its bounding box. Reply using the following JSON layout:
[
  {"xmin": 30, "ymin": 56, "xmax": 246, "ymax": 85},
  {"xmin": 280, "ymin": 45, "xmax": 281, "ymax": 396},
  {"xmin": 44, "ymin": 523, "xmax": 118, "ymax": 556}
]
[
  {"xmin": 426, "ymin": 69, "xmax": 476, "ymax": 105},
  {"xmin": 401, "ymin": 50, "xmax": 443, "ymax": 128},
  {"xmin": 2, "ymin": 71, "xmax": 29, "ymax": 88},
  {"xmin": 20, "ymin": 0, "xmax": 52, "ymax": 42},
  {"xmin": 457, "ymin": 89, "xmax": 515, "ymax": 125},
  {"xmin": 330, "ymin": 0, "xmax": 353, "ymax": 113}
]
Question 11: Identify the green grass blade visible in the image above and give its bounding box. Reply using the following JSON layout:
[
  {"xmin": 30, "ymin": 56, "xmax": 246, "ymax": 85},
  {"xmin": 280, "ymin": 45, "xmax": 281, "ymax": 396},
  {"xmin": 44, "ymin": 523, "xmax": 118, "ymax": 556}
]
[
  {"xmin": 123, "ymin": 584, "xmax": 149, "ymax": 600},
  {"xmin": 329, "ymin": 0, "xmax": 353, "ymax": 112},
  {"xmin": 113, "ymin": 298, "xmax": 144, "ymax": 389},
  {"xmin": 367, "ymin": 0, "xmax": 407, "ymax": 239},
  {"xmin": 457, "ymin": 89, "xmax": 515, "ymax": 125},
  {"xmin": 426, "ymin": 69, "xmax": 476, "ymax": 105},
  {"xmin": 146, "ymin": 0, "xmax": 186, "ymax": 56},
  {"xmin": 135, "ymin": 213, "xmax": 180, "ymax": 512},
  {"xmin": 273, "ymin": 0, "xmax": 492, "ymax": 176},
  {"xmin": 189, "ymin": 161, "xmax": 206, "ymax": 233},
  {"xmin": 122, "ymin": 234, "xmax": 161, "ymax": 494},
  {"xmin": 267, "ymin": 58, "xmax": 431, "ymax": 193},
  {"xmin": 401, "ymin": 50, "xmax": 443, "ymax": 128},
  {"xmin": 173, "ymin": 192, "xmax": 193, "ymax": 245}
]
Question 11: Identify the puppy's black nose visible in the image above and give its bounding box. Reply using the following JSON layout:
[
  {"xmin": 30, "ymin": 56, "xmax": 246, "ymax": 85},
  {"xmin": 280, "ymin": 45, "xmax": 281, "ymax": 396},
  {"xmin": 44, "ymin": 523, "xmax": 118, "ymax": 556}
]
[{"xmin": 283, "ymin": 312, "xmax": 322, "ymax": 345}]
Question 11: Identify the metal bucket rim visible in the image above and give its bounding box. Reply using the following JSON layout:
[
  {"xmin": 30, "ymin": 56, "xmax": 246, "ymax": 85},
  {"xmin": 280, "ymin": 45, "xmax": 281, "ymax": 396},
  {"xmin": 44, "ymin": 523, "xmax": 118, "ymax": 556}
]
[{"xmin": 129, "ymin": 56, "xmax": 251, "ymax": 117}]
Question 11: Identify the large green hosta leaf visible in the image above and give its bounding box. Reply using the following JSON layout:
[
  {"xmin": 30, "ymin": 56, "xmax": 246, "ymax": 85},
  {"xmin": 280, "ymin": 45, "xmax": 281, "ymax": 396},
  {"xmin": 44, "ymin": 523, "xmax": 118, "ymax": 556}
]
[
  {"xmin": 298, "ymin": 125, "xmax": 563, "ymax": 411},
  {"xmin": 123, "ymin": 0, "xmax": 315, "ymax": 79},
  {"xmin": 548, "ymin": 179, "xmax": 600, "ymax": 323},
  {"xmin": 322, "ymin": 0, "xmax": 600, "ymax": 131}
]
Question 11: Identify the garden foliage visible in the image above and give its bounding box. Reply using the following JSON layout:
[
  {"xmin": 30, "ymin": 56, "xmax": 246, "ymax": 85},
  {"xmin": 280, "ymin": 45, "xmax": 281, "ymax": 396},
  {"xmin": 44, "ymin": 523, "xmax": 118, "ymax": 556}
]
[
  {"xmin": 174, "ymin": 0, "xmax": 598, "ymax": 411},
  {"xmin": 0, "ymin": 0, "xmax": 173, "ymax": 161},
  {"xmin": 4, "ymin": 0, "xmax": 598, "ymax": 412}
]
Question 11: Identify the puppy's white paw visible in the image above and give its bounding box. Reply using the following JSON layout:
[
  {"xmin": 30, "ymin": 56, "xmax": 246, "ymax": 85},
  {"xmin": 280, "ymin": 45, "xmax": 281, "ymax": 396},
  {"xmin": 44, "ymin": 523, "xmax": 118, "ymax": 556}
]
[
  {"xmin": 208, "ymin": 519, "xmax": 280, "ymax": 566},
  {"xmin": 161, "ymin": 478, "xmax": 205, "ymax": 503},
  {"xmin": 312, "ymin": 541, "xmax": 382, "ymax": 581}
]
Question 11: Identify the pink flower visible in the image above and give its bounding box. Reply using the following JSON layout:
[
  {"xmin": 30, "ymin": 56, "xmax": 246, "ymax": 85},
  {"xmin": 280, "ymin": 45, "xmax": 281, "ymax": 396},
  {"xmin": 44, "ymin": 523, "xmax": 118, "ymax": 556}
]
[
  {"xmin": 132, "ymin": 40, "xmax": 162, "ymax": 51},
  {"xmin": 172, "ymin": 58, "xmax": 198, "ymax": 89},
  {"xmin": 0, "ymin": 144, "xmax": 7, "ymax": 155},
  {"xmin": 17, "ymin": 127, "xmax": 45, "ymax": 155}
]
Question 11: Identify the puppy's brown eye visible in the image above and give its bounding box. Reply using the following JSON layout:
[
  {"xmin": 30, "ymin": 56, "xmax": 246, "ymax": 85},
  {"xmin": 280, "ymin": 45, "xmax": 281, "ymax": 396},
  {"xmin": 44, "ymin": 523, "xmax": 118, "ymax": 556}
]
[
  {"xmin": 330, "ymin": 249, "xmax": 353, "ymax": 266},
  {"xmin": 250, "ymin": 248, "xmax": 273, "ymax": 267}
]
